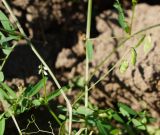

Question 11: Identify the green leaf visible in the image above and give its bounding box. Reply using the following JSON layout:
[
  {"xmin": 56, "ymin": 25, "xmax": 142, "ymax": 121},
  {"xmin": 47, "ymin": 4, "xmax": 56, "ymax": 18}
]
[
  {"xmin": 119, "ymin": 60, "xmax": 129, "ymax": 73},
  {"xmin": 25, "ymin": 77, "xmax": 47, "ymax": 97},
  {"xmin": 110, "ymin": 129, "xmax": 121, "ymax": 135},
  {"xmin": 130, "ymin": 48, "xmax": 137, "ymax": 66},
  {"xmin": 0, "ymin": 36, "xmax": 19, "ymax": 44},
  {"xmin": 119, "ymin": 107, "xmax": 130, "ymax": 117},
  {"xmin": 0, "ymin": 71, "xmax": 4, "ymax": 82},
  {"xmin": 2, "ymin": 47, "xmax": 12, "ymax": 55},
  {"xmin": 76, "ymin": 106, "xmax": 94, "ymax": 116},
  {"xmin": 32, "ymin": 99, "xmax": 42, "ymax": 106},
  {"xmin": 46, "ymin": 86, "xmax": 69, "ymax": 102},
  {"xmin": 118, "ymin": 103, "xmax": 137, "ymax": 115},
  {"xmin": 112, "ymin": 113, "xmax": 124, "ymax": 123},
  {"xmin": 132, "ymin": 118, "xmax": 145, "ymax": 130},
  {"xmin": 114, "ymin": 0, "xmax": 129, "ymax": 33},
  {"xmin": 0, "ymin": 32, "xmax": 9, "ymax": 48},
  {"xmin": 0, "ymin": 88, "xmax": 9, "ymax": 100},
  {"xmin": 0, "ymin": 10, "xmax": 14, "ymax": 31},
  {"xmin": 96, "ymin": 120, "xmax": 108, "ymax": 135},
  {"xmin": 58, "ymin": 114, "xmax": 66, "ymax": 120},
  {"xmin": 86, "ymin": 39, "xmax": 93, "ymax": 61},
  {"xmin": 0, "ymin": 83, "xmax": 16, "ymax": 98},
  {"xmin": 143, "ymin": 35, "xmax": 152, "ymax": 54},
  {"xmin": 0, "ymin": 117, "xmax": 5, "ymax": 135}
]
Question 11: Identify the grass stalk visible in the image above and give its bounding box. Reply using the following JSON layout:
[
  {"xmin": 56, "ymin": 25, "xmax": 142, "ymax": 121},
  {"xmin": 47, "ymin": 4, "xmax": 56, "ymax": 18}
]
[{"xmin": 85, "ymin": 0, "xmax": 92, "ymax": 108}]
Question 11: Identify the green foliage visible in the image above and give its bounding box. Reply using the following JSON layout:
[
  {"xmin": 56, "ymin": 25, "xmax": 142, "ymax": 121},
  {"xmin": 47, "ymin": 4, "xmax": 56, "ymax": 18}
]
[
  {"xmin": 46, "ymin": 86, "xmax": 70, "ymax": 102},
  {"xmin": 0, "ymin": 10, "xmax": 14, "ymax": 31},
  {"xmin": 114, "ymin": 0, "xmax": 130, "ymax": 33},
  {"xmin": 24, "ymin": 77, "xmax": 47, "ymax": 97},
  {"xmin": 0, "ymin": 117, "xmax": 5, "ymax": 135},
  {"xmin": 0, "ymin": 71, "xmax": 4, "ymax": 82},
  {"xmin": 143, "ymin": 35, "xmax": 152, "ymax": 54},
  {"xmin": 0, "ymin": 0, "xmax": 159, "ymax": 134},
  {"xmin": 119, "ymin": 60, "xmax": 129, "ymax": 73},
  {"xmin": 76, "ymin": 106, "xmax": 94, "ymax": 116}
]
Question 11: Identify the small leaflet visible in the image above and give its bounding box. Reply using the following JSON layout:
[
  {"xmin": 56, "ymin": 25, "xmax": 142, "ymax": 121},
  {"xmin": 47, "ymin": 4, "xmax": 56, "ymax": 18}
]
[
  {"xmin": 0, "ymin": 71, "xmax": 4, "ymax": 82},
  {"xmin": 143, "ymin": 35, "xmax": 152, "ymax": 54},
  {"xmin": 119, "ymin": 60, "xmax": 129, "ymax": 73}
]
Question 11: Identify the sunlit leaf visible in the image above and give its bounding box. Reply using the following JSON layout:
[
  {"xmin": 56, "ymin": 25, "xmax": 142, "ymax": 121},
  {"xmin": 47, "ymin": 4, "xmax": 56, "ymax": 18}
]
[
  {"xmin": 0, "ymin": 88, "xmax": 9, "ymax": 100},
  {"xmin": 0, "ymin": 83, "xmax": 16, "ymax": 98},
  {"xmin": 0, "ymin": 117, "xmax": 5, "ymax": 135},
  {"xmin": 119, "ymin": 60, "xmax": 129, "ymax": 73},
  {"xmin": 118, "ymin": 103, "xmax": 137, "ymax": 115},
  {"xmin": 76, "ymin": 106, "xmax": 94, "ymax": 116},
  {"xmin": 0, "ymin": 71, "xmax": 4, "ymax": 82},
  {"xmin": 114, "ymin": 0, "xmax": 129, "ymax": 33},
  {"xmin": 110, "ymin": 129, "xmax": 121, "ymax": 135},
  {"xmin": 2, "ymin": 47, "xmax": 12, "ymax": 55},
  {"xmin": 112, "ymin": 113, "xmax": 124, "ymax": 123},
  {"xmin": 119, "ymin": 107, "xmax": 130, "ymax": 117},
  {"xmin": 143, "ymin": 35, "xmax": 152, "ymax": 54},
  {"xmin": 0, "ymin": 10, "xmax": 14, "ymax": 31},
  {"xmin": 132, "ymin": 118, "xmax": 145, "ymax": 130}
]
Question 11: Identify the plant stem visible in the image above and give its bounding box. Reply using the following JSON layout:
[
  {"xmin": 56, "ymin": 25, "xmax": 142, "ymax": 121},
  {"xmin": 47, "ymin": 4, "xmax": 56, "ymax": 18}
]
[
  {"xmin": 0, "ymin": 43, "xmax": 16, "ymax": 71},
  {"xmin": 130, "ymin": 5, "xmax": 136, "ymax": 35},
  {"xmin": 10, "ymin": 113, "xmax": 22, "ymax": 135},
  {"xmin": 85, "ymin": 0, "xmax": 92, "ymax": 108},
  {"xmin": 46, "ymin": 105, "xmax": 62, "ymax": 126},
  {"xmin": 2, "ymin": 0, "xmax": 72, "ymax": 134}
]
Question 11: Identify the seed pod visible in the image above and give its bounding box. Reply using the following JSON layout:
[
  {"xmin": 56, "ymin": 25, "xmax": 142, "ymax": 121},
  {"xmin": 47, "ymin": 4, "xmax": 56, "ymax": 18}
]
[{"xmin": 131, "ymin": 47, "xmax": 137, "ymax": 66}]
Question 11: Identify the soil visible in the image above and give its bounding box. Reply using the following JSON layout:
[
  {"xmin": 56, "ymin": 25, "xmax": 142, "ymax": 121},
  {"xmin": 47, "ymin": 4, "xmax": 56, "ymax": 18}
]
[{"xmin": 0, "ymin": 0, "xmax": 160, "ymax": 134}]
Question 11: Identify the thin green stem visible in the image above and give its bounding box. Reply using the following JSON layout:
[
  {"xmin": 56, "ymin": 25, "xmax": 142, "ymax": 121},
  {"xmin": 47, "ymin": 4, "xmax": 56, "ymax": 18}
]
[
  {"xmin": 85, "ymin": 0, "xmax": 92, "ymax": 108},
  {"xmin": 130, "ymin": 5, "xmax": 136, "ymax": 35},
  {"xmin": 73, "ymin": 48, "xmax": 130, "ymax": 105},
  {"xmin": 46, "ymin": 105, "xmax": 62, "ymax": 126},
  {"xmin": 0, "ymin": 43, "xmax": 16, "ymax": 71}
]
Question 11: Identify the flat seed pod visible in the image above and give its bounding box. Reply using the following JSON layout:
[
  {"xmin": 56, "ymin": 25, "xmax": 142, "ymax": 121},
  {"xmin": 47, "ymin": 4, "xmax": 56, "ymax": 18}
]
[{"xmin": 131, "ymin": 47, "xmax": 137, "ymax": 66}]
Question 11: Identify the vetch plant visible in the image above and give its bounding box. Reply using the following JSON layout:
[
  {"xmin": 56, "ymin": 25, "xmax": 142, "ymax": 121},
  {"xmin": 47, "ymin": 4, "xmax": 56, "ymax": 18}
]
[{"xmin": 0, "ymin": 0, "xmax": 160, "ymax": 134}]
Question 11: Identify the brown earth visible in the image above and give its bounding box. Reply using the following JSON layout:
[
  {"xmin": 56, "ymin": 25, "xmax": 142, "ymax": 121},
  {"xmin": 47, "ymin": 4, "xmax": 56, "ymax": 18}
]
[{"xmin": 0, "ymin": 0, "xmax": 160, "ymax": 134}]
